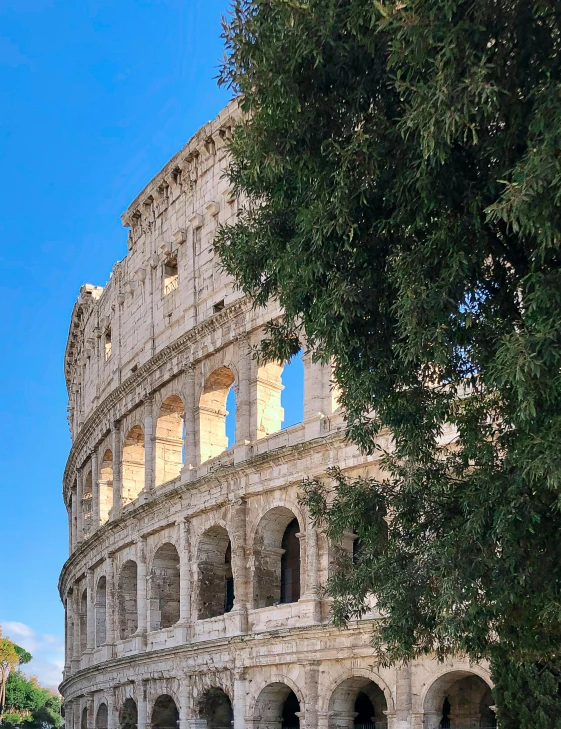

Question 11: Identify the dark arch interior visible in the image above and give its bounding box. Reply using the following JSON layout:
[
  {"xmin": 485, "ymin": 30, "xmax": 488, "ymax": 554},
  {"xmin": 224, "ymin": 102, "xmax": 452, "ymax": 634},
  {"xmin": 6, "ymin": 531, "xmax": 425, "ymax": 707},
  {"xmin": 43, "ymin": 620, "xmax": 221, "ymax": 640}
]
[
  {"xmin": 281, "ymin": 690, "xmax": 300, "ymax": 728},
  {"xmin": 224, "ymin": 541, "xmax": 234, "ymax": 613},
  {"xmin": 199, "ymin": 687, "xmax": 233, "ymax": 729},
  {"xmin": 119, "ymin": 699, "xmax": 138, "ymax": 729},
  {"xmin": 440, "ymin": 697, "xmax": 451, "ymax": 728},
  {"xmin": 280, "ymin": 518, "xmax": 300, "ymax": 604},
  {"xmin": 354, "ymin": 692, "xmax": 375, "ymax": 728},
  {"xmin": 151, "ymin": 695, "xmax": 179, "ymax": 729}
]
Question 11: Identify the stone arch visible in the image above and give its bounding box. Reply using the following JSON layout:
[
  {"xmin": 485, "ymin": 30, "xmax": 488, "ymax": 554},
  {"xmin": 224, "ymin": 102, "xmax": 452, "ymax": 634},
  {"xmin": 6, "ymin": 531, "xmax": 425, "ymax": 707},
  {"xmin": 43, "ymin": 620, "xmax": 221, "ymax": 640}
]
[
  {"xmin": 196, "ymin": 525, "xmax": 234, "ymax": 619},
  {"xmin": 119, "ymin": 698, "xmax": 138, "ymax": 729},
  {"xmin": 99, "ymin": 449, "xmax": 113, "ymax": 524},
  {"xmin": 327, "ymin": 675, "xmax": 389, "ymax": 729},
  {"xmin": 95, "ymin": 703, "xmax": 108, "ymax": 729},
  {"xmin": 83, "ymin": 470, "xmax": 93, "ymax": 537},
  {"xmin": 198, "ymin": 366, "xmax": 236, "ymax": 463},
  {"xmin": 149, "ymin": 542, "xmax": 180, "ymax": 630},
  {"xmin": 320, "ymin": 669, "xmax": 395, "ymax": 716},
  {"xmin": 79, "ymin": 587, "xmax": 88, "ymax": 653},
  {"xmin": 118, "ymin": 559, "xmax": 138, "ymax": 639},
  {"xmin": 151, "ymin": 695, "xmax": 179, "ymax": 729},
  {"xmin": 198, "ymin": 687, "xmax": 234, "ymax": 729},
  {"xmin": 155, "ymin": 395, "xmax": 184, "ymax": 486},
  {"xmin": 252, "ymin": 506, "xmax": 302, "ymax": 608},
  {"xmin": 422, "ymin": 670, "xmax": 495, "ymax": 729},
  {"xmin": 252, "ymin": 679, "xmax": 304, "ymax": 729},
  {"xmin": 122, "ymin": 425, "xmax": 145, "ymax": 505},
  {"xmin": 81, "ymin": 707, "xmax": 88, "ymax": 729},
  {"xmin": 95, "ymin": 575, "xmax": 107, "ymax": 646}
]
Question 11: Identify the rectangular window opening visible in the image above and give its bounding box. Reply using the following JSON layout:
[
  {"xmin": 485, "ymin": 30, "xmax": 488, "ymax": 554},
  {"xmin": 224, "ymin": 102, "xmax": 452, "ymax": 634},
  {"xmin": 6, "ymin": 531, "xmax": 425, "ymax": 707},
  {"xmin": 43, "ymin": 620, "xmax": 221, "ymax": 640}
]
[
  {"xmin": 213, "ymin": 299, "xmax": 225, "ymax": 313},
  {"xmin": 164, "ymin": 256, "xmax": 179, "ymax": 295}
]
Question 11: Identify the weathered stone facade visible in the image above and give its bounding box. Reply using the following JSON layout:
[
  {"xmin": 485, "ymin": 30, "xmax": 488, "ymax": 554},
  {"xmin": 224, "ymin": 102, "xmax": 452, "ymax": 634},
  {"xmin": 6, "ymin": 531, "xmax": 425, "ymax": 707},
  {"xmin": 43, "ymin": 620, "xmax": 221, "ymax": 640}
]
[{"xmin": 59, "ymin": 100, "xmax": 496, "ymax": 729}]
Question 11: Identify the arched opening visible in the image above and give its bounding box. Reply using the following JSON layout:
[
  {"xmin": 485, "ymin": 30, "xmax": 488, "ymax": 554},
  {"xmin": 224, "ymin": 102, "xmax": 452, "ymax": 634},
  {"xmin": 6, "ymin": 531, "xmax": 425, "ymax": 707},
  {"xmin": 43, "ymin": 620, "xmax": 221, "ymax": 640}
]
[
  {"xmin": 95, "ymin": 576, "xmax": 107, "ymax": 647},
  {"xmin": 119, "ymin": 699, "xmax": 138, "ymax": 729},
  {"xmin": 253, "ymin": 507, "xmax": 301, "ymax": 608},
  {"xmin": 118, "ymin": 560, "xmax": 138, "ymax": 639},
  {"xmin": 79, "ymin": 588, "xmax": 88, "ymax": 654},
  {"xmin": 81, "ymin": 707, "xmax": 88, "ymax": 729},
  {"xmin": 197, "ymin": 526, "xmax": 235, "ymax": 619},
  {"xmin": 122, "ymin": 425, "xmax": 145, "ymax": 505},
  {"xmin": 255, "ymin": 361, "xmax": 284, "ymax": 438},
  {"xmin": 96, "ymin": 704, "xmax": 108, "ymax": 729},
  {"xmin": 149, "ymin": 543, "xmax": 180, "ymax": 631},
  {"xmin": 155, "ymin": 396, "xmax": 184, "ymax": 486},
  {"xmin": 83, "ymin": 471, "xmax": 93, "ymax": 537},
  {"xmin": 280, "ymin": 518, "xmax": 300, "ymax": 604},
  {"xmin": 198, "ymin": 688, "xmax": 233, "ymax": 729},
  {"xmin": 151, "ymin": 695, "xmax": 179, "ymax": 729},
  {"xmin": 280, "ymin": 350, "xmax": 304, "ymax": 429},
  {"xmin": 253, "ymin": 683, "xmax": 301, "ymax": 729},
  {"xmin": 225, "ymin": 385, "xmax": 236, "ymax": 449},
  {"xmin": 199, "ymin": 366, "xmax": 235, "ymax": 463},
  {"xmin": 99, "ymin": 449, "xmax": 113, "ymax": 524},
  {"xmin": 423, "ymin": 671, "xmax": 496, "ymax": 729},
  {"xmin": 328, "ymin": 677, "xmax": 388, "ymax": 729}
]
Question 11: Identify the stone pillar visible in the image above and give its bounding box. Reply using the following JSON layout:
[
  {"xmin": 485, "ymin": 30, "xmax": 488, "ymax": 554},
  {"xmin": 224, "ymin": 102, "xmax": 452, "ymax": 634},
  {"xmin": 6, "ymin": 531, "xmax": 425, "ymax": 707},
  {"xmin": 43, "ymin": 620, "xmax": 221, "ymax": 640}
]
[
  {"xmin": 301, "ymin": 517, "xmax": 321, "ymax": 622},
  {"xmin": 86, "ymin": 695, "xmax": 94, "ymax": 729},
  {"xmin": 178, "ymin": 519, "xmax": 192, "ymax": 637},
  {"xmin": 394, "ymin": 663, "xmax": 412, "ymax": 729},
  {"xmin": 182, "ymin": 366, "xmax": 197, "ymax": 472},
  {"xmin": 136, "ymin": 680, "xmax": 149, "ymax": 729},
  {"xmin": 111, "ymin": 421, "xmax": 122, "ymax": 519},
  {"xmin": 422, "ymin": 712, "xmax": 442, "ymax": 729},
  {"xmin": 71, "ymin": 488, "xmax": 78, "ymax": 551},
  {"xmin": 179, "ymin": 674, "xmax": 191, "ymax": 729},
  {"xmin": 137, "ymin": 538, "xmax": 148, "ymax": 639},
  {"xmin": 236, "ymin": 337, "xmax": 251, "ymax": 444},
  {"xmin": 303, "ymin": 663, "xmax": 320, "ymax": 729},
  {"xmin": 233, "ymin": 669, "xmax": 247, "ymax": 729},
  {"xmin": 64, "ymin": 701, "xmax": 73, "ymax": 729},
  {"xmin": 107, "ymin": 690, "xmax": 116, "ymax": 729},
  {"xmin": 76, "ymin": 467, "xmax": 84, "ymax": 543},
  {"xmin": 91, "ymin": 448, "xmax": 99, "ymax": 529},
  {"xmin": 144, "ymin": 397, "xmax": 155, "ymax": 496},
  {"xmin": 106, "ymin": 553, "xmax": 116, "ymax": 647},
  {"xmin": 231, "ymin": 498, "xmax": 249, "ymax": 632},
  {"xmin": 71, "ymin": 589, "xmax": 81, "ymax": 672},
  {"xmin": 86, "ymin": 569, "xmax": 95, "ymax": 652}
]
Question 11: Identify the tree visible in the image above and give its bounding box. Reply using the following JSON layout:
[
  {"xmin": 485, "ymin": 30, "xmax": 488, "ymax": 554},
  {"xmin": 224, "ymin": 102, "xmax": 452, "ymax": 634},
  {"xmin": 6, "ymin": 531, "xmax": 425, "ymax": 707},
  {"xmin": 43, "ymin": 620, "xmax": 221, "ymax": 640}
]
[
  {"xmin": 216, "ymin": 0, "xmax": 561, "ymax": 723},
  {"xmin": 2, "ymin": 672, "xmax": 62, "ymax": 729},
  {"xmin": 0, "ymin": 630, "xmax": 30, "ymax": 719}
]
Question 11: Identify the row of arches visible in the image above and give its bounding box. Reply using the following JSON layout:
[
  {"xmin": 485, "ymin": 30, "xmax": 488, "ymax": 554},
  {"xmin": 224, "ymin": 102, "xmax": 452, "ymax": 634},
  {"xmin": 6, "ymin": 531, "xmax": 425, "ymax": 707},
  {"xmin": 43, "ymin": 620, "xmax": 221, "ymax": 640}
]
[
  {"xmin": 77, "ymin": 670, "xmax": 495, "ymax": 729},
  {"xmin": 71, "ymin": 507, "xmax": 303, "ymax": 650},
  {"xmin": 76, "ymin": 356, "xmax": 306, "ymax": 534}
]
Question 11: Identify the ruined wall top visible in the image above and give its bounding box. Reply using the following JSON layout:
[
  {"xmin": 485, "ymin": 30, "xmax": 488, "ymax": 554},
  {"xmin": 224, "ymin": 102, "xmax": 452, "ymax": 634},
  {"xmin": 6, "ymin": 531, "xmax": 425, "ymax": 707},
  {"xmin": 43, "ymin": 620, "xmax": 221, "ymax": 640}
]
[{"xmin": 64, "ymin": 99, "xmax": 244, "ymax": 441}]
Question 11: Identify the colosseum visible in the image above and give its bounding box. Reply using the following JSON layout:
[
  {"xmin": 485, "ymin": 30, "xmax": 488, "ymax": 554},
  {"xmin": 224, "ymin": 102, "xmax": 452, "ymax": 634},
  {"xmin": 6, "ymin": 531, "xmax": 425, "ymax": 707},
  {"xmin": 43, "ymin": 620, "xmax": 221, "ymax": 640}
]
[{"xmin": 59, "ymin": 99, "xmax": 497, "ymax": 729}]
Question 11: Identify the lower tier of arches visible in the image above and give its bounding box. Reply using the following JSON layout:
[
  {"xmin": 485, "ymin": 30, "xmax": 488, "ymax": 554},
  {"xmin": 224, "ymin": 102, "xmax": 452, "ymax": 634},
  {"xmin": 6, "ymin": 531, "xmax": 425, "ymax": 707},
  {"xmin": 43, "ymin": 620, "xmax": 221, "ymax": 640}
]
[{"xmin": 63, "ymin": 651, "xmax": 496, "ymax": 729}]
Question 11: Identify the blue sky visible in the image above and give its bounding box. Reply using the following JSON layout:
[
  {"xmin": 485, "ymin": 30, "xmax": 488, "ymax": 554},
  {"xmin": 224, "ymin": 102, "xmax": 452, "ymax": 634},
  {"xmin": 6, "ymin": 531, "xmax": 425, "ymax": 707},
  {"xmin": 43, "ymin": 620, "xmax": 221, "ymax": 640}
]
[{"xmin": 0, "ymin": 0, "xmax": 237, "ymax": 689}]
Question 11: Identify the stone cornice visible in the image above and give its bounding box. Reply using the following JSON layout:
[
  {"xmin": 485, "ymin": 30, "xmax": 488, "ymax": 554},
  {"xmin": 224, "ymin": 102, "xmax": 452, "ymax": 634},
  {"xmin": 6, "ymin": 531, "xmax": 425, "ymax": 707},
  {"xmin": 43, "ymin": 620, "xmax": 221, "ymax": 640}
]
[{"xmin": 63, "ymin": 297, "xmax": 254, "ymax": 501}]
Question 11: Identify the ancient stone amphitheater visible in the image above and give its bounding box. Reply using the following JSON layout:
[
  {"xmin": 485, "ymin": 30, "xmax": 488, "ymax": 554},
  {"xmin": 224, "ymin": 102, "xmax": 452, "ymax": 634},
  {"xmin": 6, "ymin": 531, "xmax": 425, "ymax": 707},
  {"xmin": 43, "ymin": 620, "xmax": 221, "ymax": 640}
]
[{"xmin": 59, "ymin": 100, "xmax": 497, "ymax": 729}]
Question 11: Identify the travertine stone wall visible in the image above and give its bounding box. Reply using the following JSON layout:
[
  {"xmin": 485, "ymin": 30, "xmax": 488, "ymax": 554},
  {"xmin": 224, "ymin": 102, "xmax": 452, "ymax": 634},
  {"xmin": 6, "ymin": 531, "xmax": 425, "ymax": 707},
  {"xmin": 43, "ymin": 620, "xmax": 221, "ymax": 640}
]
[{"xmin": 60, "ymin": 100, "xmax": 495, "ymax": 729}]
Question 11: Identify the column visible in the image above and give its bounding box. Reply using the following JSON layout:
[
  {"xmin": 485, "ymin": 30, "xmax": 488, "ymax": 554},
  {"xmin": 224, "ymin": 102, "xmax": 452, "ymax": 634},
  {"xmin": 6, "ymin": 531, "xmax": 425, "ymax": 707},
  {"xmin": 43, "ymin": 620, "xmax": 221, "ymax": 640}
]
[
  {"xmin": 178, "ymin": 519, "xmax": 192, "ymax": 637},
  {"xmin": 394, "ymin": 663, "xmax": 412, "ymax": 729},
  {"xmin": 303, "ymin": 662, "xmax": 320, "ymax": 729},
  {"xmin": 71, "ymin": 589, "xmax": 81, "ymax": 672},
  {"xmin": 179, "ymin": 674, "xmax": 191, "ymax": 729},
  {"xmin": 301, "ymin": 517, "xmax": 321, "ymax": 622},
  {"xmin": 137, "ymin": 538, "xmax": 148, "ymax": 638},
  {"xmin": 136, "ymin": 680, "xmax": 148, "ymax": 729},
  {"xmin": 233, "ymin": 669, "xmax": 247, "ymax": 729},
  {"xmin": 76, "ymin": 467, "xmax": 84, "ymax": 544},
  {"xmin": 143, "ymin": 397, "xmax": 155, "ymax": 496},
  {"xmin": 182, "ymin": 366, "xmax": 196, "ymax": 472},
  {"xmin": 105, "ymin": 554, "xmax": 117, "ymax": 647},
  {"xmin": 107, "ymin": 689, "xmax": 116, "ymax": 729},
  {"xmin": 235, "ymin": 337, "xmax": 251, "ymax": 445},
  {"xmin": 91, "ymin": 448, "xmax": 100, "ymax": 529},
  {"xmin": 86, "ymin": 695, "xmax": 94, "ymax": 729},
  {"xmin": 111, "ymin": 421, "xmax": 122, "ymax": 519},
  {"xmin": 64, "ymin": 701, "xmax": 73, "ymax": 729},
  {"xmin": 231, "ymin": 498, "xmax": 249, "ymax": 633},
  {"xmin": 86, "ymin": 569, "xmax": 95, "ymax": 652},
  {"xmin": 64, "ymin": 595, "xmax": 72, "ymax": 675}
]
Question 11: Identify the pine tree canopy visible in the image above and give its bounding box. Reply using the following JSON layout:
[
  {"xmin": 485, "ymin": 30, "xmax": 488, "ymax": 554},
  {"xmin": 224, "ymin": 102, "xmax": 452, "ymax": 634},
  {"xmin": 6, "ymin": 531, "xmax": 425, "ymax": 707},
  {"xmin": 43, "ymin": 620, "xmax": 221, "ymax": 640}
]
[{"xmin": 216, "ymin": 0, "xmax": 561, "ymax": 684}]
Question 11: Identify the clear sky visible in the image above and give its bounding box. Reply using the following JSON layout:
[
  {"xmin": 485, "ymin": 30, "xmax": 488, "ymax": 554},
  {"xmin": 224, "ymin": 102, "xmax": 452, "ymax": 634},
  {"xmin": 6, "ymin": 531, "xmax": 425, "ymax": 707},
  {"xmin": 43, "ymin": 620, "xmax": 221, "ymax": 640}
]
[{"xmin": 0, "ymin": 0, "xmax": 240, "ymax": 689}]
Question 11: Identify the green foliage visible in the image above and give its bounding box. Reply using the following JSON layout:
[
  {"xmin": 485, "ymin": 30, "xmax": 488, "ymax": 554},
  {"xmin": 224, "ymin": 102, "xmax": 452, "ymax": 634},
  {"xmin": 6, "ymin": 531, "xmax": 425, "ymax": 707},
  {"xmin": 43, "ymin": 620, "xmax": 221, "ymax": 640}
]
[
  {"xmin": 217, "ymin": 0, "xmax": 561, "ymax": 721},
  {"xmin": 2, "ymin": 673, "xmax": 61, "ymax": 729},
  {"xmin": 6, "ymin": 673, "xmax": 46, "ymax": 714}
]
